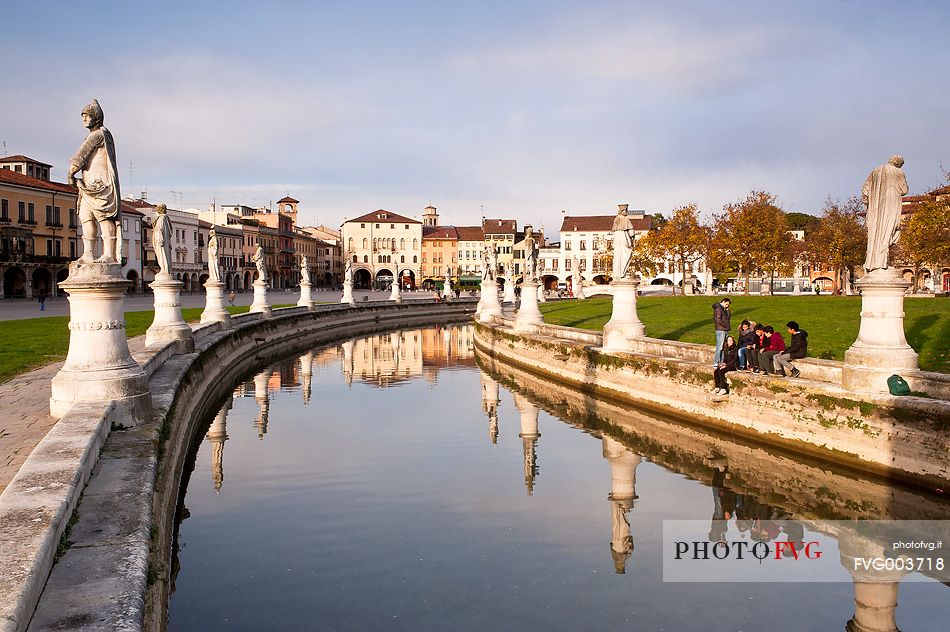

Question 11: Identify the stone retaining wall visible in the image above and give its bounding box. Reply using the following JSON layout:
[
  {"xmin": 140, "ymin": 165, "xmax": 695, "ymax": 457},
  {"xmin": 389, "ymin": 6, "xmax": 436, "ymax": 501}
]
[
  {"xmin": 474, "ymin": 320, "xmax": 950, "ymax": 489},
  {"xmin": 0, "ymin": 299, "xmax": 476, "ymax": 632}
]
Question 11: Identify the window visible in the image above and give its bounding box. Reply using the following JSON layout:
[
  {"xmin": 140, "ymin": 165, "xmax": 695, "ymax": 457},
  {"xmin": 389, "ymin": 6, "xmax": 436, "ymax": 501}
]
[
  {"xmin": 390, "ymin": 224, "xmax": 394, "ymax": 229},
  {"xmin": 413, "ymin": 255, "xmax": 417, "ymax": 263},
  {"xmin": 564, "ymin": 240, "xmax": 571, "ymax": 251},
  {"xmin": 54, "ymin": 206, "xmax": 61, "ymax": 225},
  {"xmin": 360, "ymin": 223, "xmax": 365, "ymax": 228},
  {"xmin": 375, "ymin": 223, "xmax": 380, "ymax": 229},
  {"xmin": 1, "ymin": 199, "xmax": 7, "ymax": 220},
  {"xmin": 566, "ymin": 259, "xmax": 572, "ymax": 270},
  {"xmin": 362, "ymin": 238, "xmax": 368, "ymax": 249},
  {"xmin": 580, "ymin": 240, "xmax": 586, "ymax": 251},
  {"xmin": 413, "ymin": 238, "xmax": 418, "ymax": 250},
  {"xmin": 18, "ymin": 201, "xmax": 25, "ymax": 222},
  {"xmin": 46, "ymin": 205, "xmax": 53, "ymax": 225},
  {"xmin": 404, "ymin": 224, "xmax": 409, "ymax": 229},
  {"xmin": 46, "ymin": 239, "xmax": 53, "ymax": 256},
  {"xmin": 363, "ymin": 255, "xmax": 368, "ymax": 263},
  {"xmin": 28, "ymin": 203, "xmax": 35, "ymax": 223},
  {"xmin": 400, "ymin": 238, "xmax": 405, "ymax": 250}
]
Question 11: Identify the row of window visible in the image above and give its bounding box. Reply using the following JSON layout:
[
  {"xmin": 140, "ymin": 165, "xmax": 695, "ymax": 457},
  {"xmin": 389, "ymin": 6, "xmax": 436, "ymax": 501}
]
[
  {"xmin": 0, "ymin": 199, "xmax": 77, "ymax": 227},
  {"xmin": 351, "ymin": 254, "xmax": 420, "ymax": 264}
]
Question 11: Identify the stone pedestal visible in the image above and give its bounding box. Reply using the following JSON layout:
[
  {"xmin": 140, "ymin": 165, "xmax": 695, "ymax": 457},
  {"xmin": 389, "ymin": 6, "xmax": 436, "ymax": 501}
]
[
  {"xmin": 514, "ymin": 393, "xmax": 540, "ymax": 495},
  {"xmin": 759, "ymin": 277, "xmax": 770, "ymax": 295},
  {"xmin": 574, "ymin": 277, "xmax": 586, "ymax": 299},
  {"xmin": 513, "ymin": 278, "xmax": 544, "ymax": 332},
  {"xmin": 602, "ymin": 277, "xmax": 645, "ymax": 352},
  {"xmin": 50, "ymin": 262, "xmax": 151, "ymax": 420},
  {"xmin": 201, "ymin": 280, "xmax": 232, "ymax": 326},
  {"xmin": 843, "ymin": 269, "xmax": 918, "ymax": 393},
  {"xmin": 477, "ymin": 279, "xmax": 502, "ymax": 323},
  {"xmin": 206, "ymin": 396, "xmax": 231, "ymax": 494},
  {"xmin": 146, "ymin": 276, "xmax": 195, "ymax": 351},
  {"xmin": 300, "ymin": 351, "xmax": 313, "ymax": 404},
  {"xmin": 297, "ymin": 281, "xmax": 314, "ymax": 310},
  {"xmin": 341, "ymin": 280, "xmax": 355, "ymax": 306},
  {"xmin": 792, "ymin": 278, "xmax": 802, "ymax": 295},
  {"xmin": 502, "ymin": 278, "xmax": 517, "ymax": 304},
  {"xmin": 389, "ymin": 281, "xmax": 402, "ymax": 303},
  {"xmin": 537, "ymin": 283, "xmax": 546, "ymax": 303},
  {"xmin": 249, "ymin": 279, "xmax": 271, "ymax": 317}
]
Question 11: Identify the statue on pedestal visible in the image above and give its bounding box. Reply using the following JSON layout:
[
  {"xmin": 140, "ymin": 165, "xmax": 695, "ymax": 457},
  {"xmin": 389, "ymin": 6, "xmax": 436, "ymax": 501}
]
[
  {"xmin": 482, "ymin": 243, "xmax": 497, "ymax": 281},
  {"xmin": 301, "ymin": 256, "xmax": 311, "ymax": 284},
  {"xmin": 253, "ymin": 244, "xmax": 268, "ymax": 282},
  {"xmin": 862, "ymin": 155, "xmax": 908, "ymax": 272},
  {"xmin": 344, "ymin": 257, "xmax": 353, "ymax": 284},
  {"xmin": 612, "ymin": 204, "xmax": 635, "ymax": 280},
  {"xmin": 207, "ymin": 228, "xmax": 221, "ymax": 283},
  {"xmin": 68, "ymin": 99, "xmax": 122, "ymax": 263},
  {"xmin": 523, "ymin": 226, "xmax": 538, "ymax": 279},
  {"xmin": 152, "ymin": 204, "xmax": 172, "ymax": 278}
]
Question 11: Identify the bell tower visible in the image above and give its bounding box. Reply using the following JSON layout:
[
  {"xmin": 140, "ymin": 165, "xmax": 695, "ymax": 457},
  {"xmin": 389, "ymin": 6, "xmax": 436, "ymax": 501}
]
[
  {"xmin": 423, "ymin": 205, "xmax": 438, "ymax": 227},
  {"xmin": 277, "ymin": 195, "xmax": 300, "ymax": 225}
]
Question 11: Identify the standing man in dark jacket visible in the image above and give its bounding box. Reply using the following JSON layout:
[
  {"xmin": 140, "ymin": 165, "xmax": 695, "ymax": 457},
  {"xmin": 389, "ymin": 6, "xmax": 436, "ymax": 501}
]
[
  {"xmin": 774, "ymin": 321, "xmax": 807, "ymax": 378},
  {"xmin": 712, "ymin": 298, "xmax": 731, "ymax": 367}
]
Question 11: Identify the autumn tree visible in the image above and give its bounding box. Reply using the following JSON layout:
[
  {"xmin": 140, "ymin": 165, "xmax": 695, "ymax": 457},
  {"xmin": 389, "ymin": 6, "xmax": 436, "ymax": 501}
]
[
  {"xmin": 896, "ymin": 194, "xmax": 950, "ymax": 292},
  {"xmin": 712, "ymin": 191, "xmax": 790, "ymax": 294},
  {"xmin": 803, "ymin": 197, "xmax": 866, "ymax": 293},
  {"xmin": 645, "ymin": 204, "xmax": 708, "ymax": 294}
]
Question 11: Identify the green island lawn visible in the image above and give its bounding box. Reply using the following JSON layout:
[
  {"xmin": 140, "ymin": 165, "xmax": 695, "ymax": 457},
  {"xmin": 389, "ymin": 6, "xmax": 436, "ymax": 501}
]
[
  {"xmin": 539, "ymin": 295, "xmax": 950, "ymax": 374},
  {"xmin": 0, "ymin": 304, "xmax": 294, "ymax": 383}
]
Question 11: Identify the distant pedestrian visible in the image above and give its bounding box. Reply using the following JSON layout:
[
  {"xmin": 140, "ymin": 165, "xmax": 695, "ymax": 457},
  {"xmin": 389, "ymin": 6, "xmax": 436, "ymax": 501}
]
[
  {"xmin": 814, "ymin": 284, "xmax": 820, "ymax": 296},
  {"xmin": 228, "ymin": 290, "xmax": 236, "ymax": 306},
  {"xmin": 712, "ymin": 297, "xmax": 731, "ymax": 367},
  {"xmin": 38, "ymin": 291, "xmax": 47, "ymax": 311}
]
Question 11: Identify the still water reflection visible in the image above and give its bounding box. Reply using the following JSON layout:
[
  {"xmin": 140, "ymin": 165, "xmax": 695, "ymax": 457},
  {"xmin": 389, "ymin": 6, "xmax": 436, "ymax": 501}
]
[{"xmin": 168, "ymin": 324, "xmax": 950, "ymax": 631}]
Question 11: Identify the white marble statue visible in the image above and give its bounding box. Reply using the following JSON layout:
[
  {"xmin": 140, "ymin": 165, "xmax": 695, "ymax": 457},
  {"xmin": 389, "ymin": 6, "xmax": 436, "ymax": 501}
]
[
  {"xmin": 523, "ymin": 226, "xmax": 539, "ymax": 279},
  {"xmin": 572, "ymin": 254, "xmax": 583, "ymax": 284},
  {"xmin": 207, "ymin": 228, "xmax": 221, "ymax": 283},
  {"xmin": 253, "ymin": 244, "xmax": 267, "ymax": 282},
  {"xmin": 612, "ymin": 204, "xmax": 635, "ymax": 280},
  {"xmin": 444, "ymin": 268, "xmax": 453, "ymax": 294},
  {"xmin": 68, "ymin": 99, "xmax": 122, "ymax": 263},
  {"xmin": 482, "ymin": 243, "xmax": 497, "ymax": 281},
  {"xmin": 301, "ymin": 256, "xmax": 311, "ymax": 284},
  {"xmin": 862, "ymin": 155, "xmax": 908, "ymax": 272},
  {"xmin": 152, "ymin": 204, "xmax": 172, "ymax": 278},
  {"xmin": 344, "ymin": 257, "xmax": 353, "ymax": 284}
]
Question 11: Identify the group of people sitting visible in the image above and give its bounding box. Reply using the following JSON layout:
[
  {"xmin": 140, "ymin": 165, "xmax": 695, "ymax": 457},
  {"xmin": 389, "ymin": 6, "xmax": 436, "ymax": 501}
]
[{"xmin": 713, "ymin": 320, "xmax": 809, "ymax": 395}]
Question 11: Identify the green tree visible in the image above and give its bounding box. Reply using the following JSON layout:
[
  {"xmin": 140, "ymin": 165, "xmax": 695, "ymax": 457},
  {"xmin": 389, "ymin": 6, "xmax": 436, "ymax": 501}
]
[
  {"xmin": 803, "ymin": 197, "xmax": 866, "ymax": 294},
  {"xmin": 713, "ymin": 191, "xmax": 790, "ymax": 294}
]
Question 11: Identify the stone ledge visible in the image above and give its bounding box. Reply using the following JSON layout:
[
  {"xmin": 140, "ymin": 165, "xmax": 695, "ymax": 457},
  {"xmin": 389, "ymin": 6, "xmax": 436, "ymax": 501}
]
[{"xmin": 474, "ymin": 321, "xmax": 950, "ymax": 488}]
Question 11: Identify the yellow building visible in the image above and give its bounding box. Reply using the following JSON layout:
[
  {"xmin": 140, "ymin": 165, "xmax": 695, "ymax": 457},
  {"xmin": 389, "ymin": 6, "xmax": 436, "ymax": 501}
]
[{"xmin": 0, "ymin": 155, "xmax": 79, "ymax": 298}]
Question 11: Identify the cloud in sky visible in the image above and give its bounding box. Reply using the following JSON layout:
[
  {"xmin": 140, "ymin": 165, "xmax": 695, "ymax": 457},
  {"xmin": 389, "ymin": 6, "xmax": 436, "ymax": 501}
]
[{"xmin": 2, "ymin": 1, "xmax": 948, "ymax": 235}]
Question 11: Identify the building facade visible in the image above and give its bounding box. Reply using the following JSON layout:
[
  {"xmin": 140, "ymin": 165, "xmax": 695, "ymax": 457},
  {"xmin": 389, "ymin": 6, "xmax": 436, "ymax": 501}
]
[
  {"xmin": 0, "ymin": 156, "xmax": 79, "ymax": 298},
  {"xmin": 341, "ymin": 210, "xmax": 422, "ymax": 290}
]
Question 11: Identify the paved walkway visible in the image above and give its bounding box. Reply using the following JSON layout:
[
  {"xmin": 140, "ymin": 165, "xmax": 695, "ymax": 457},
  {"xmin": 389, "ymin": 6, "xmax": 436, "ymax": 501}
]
[{"xmin": 0, "ymin": 337, "xmax": 151, "ymax": 494}]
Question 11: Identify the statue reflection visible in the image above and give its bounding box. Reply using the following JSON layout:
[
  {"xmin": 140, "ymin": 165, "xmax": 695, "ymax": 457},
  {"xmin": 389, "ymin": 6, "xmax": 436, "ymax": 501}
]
[
  {"xmin": 341, "ymin": 339, "xmax": 354, "ymax": 387},
  {"xmin": 206, "ymin": 395, "xmax": 231, "ymax": 494},
  {"xmin": 481, "ymin": 373, "xmax": 500, "ymax": 444},
  {"xmin": 602, "ymin": 435, "xmax": 640, "ymax": 573},
  {"xmin": 299, "ymin": 351, "xmax": 314, "ymax": 405},
  {"xmin": 391, "ymin": 330, "xmax": 402, "ymax": 372},
  {"xmin": 839, "ymin": 534, "xmax": 907, "ymax": 632},
  {"xmin": 253, "ymin": 369, "xmax": 270, "ymax": 439},
  {"xmin": 513, "ymin": 392, "xmax": 540, "ymax": 495}
]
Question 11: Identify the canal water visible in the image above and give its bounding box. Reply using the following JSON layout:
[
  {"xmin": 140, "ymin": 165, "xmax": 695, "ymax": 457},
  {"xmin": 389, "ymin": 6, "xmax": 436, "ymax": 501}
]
[{"xmin": 167, "ymin": 324, "xmax": 950, "ymax": 631}]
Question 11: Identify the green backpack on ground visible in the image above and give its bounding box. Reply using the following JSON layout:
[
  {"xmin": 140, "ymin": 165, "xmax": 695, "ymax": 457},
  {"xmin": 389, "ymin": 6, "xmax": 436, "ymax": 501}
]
[{"xmin": 887, "ymin": 374, "xmax": 911, "ymax": 396}]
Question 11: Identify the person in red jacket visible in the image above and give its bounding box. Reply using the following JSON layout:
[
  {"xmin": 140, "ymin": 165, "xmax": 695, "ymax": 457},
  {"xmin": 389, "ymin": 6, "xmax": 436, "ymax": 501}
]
[{"xmin": 756, "ymin": 326, "xmax": 785, "ymax": 376}]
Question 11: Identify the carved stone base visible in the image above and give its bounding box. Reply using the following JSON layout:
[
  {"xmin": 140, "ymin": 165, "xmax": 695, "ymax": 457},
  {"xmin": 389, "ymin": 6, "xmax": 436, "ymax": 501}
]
[
  {"xmin": 297, "ymin": 281, "xmax": 314, "ymax": 310},
  {"xmin": 478, "ymin": 279, "xmax": 502, "ymax": 323},
  {"xmin": 513, "ymin": 278, "xmax": 544, "ymax": 332},
  {"xmin": 147, "ymin": 277, "xmax": 196, "ymax": 351},
  {"xmin": 502, "ymin": 279, "xmax": 517, "ymax": 304},
  {"xmin": 201, "ymin": 280, "xmax": 232, "ymax": 326},
  {"xmin": 249, "ymin": 279, "xmax": 271, "ymax": 317},
  {"xmin": 602, "ymin": 278, "xmax": 645, "ymax": 352},
  {"xmin": 843, "ymin": 269, "xmax": 918, "ymax": 393},
  {"xmin": 389, "ymin": 282, "xmax": 402, "ymax": 303},
  {"xmin": 341, "ymin": 280, "xmax": 355, "ymax": 306},
  {"xmin": 50, "ymin": 261, "xmax": 151, "ymax": 420}
]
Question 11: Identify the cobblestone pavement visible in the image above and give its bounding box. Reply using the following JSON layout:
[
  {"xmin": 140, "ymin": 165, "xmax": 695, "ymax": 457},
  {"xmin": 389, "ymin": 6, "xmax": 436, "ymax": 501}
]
[{"xmin": 0, "ymin": 338, "xmax": 149, "ymax": 494}]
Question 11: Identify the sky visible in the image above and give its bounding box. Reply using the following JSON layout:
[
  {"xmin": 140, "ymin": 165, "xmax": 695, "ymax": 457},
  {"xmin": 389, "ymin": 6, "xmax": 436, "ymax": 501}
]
[{"xmin": 2, "ymin": 0, "xmax": 949, "ymax": 236}]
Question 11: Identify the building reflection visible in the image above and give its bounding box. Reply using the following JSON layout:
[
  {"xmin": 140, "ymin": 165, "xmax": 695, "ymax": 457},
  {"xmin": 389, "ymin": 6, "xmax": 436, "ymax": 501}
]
[
  {"xmin": 602, "ymin": 435, "xmax": 640, "ymax": 574},
  {"xmin": 513, "ymin": 392, "xmax": 540, "ymax": 495},
  {"xmin": 206, "ymin": 395, "xmax": 231, "ymax": 494},
  {"xmin": 481, "ymin": 373, "xmax": 500, "ymax": 444}
]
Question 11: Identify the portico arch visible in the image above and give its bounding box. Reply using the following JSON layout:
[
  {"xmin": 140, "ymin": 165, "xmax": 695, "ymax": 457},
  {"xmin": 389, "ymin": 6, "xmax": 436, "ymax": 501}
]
[
  {"xmin": 3, "ymin": 266, "xmax": 26, "ymax": 298},
  {"xmin": 353, "ymin": 268, "xmax": 372, "ymax": 289},
  {"xmin": 32, "ymin": 268, "xmax": 53, "ymax": 297}
]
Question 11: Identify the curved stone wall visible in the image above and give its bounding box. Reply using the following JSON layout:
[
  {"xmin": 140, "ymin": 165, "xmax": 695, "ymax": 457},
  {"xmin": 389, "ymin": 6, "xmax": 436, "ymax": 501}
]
[{"xmin": 2, "ymin": 299, "xmax": 475, "ymax": 632}]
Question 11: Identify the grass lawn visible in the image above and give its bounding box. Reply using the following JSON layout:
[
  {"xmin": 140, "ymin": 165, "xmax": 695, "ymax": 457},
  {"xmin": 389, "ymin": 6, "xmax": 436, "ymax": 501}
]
[
  {"xmin": 540, "ymin": 295, "xmax": 950, "ymax": 374},
  {"xmin": 0, "ymin": 304, "xmax": 293, "ymax": 384}
]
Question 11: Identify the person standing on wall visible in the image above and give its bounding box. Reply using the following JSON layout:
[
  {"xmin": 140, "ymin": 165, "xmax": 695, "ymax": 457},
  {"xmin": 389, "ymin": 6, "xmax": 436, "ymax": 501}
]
[{"xmin": 712, "ymin": 297, "xmax": 731, "ymax": 367}]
